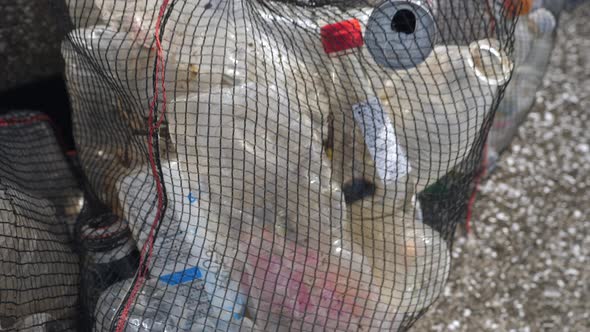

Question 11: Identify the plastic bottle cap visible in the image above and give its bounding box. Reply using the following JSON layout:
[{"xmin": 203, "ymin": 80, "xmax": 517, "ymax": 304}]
[
  {"xmin": 320, "ymin": 19, "xmax": 364, "ymax": 54},
  {"xmin": 503, "ymin": 0, "xmax": 534, "ymax": 17}
]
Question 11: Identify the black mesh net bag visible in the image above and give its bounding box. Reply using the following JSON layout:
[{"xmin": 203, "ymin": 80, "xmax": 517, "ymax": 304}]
[
  {"xmin": 59, "ymin": 0, "xmax": 517, "ymax": 330},
  {"xmin": 0, "ymin": 111, "xmax": 83, "ymax": 331}
]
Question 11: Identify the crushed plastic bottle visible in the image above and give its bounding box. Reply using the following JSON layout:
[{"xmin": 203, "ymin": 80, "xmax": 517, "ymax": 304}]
[
  {"xmin": 115, "ymin": 164, "xmax": 249, "ymax": 327},
  {"xmin": 94, "ymin": 277, "xmax": 254, "ymax": 331},
  {"xmin": 77, "ymin": 201, "xmax": 140, "ymax": 329}
]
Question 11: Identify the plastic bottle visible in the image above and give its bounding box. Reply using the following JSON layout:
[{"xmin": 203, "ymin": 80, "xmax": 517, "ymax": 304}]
[
  {"xmin": 77, "ymin": 204, "xmax": 140, "ymax": 329},
  {"xmin": 62, "ymin": 33, "xmax": 145, "ymax": 218},
  {"xmin": 63, "ymin": 25, "xmax": 190, "ymax": 217},
  {"xmin": 94, "ymin": 277, "xmax": 254, "ymax": 331},
  {"xmin": 91, "ymin": 0, "xmax": 248, "ymax": 90},
  {"xmin": 380, "ymin": 39, "xmax": 512, "ymax": 190},
  {"xmin": 489, "ymin": 7, "xmax": 557, "ymax": 159},
  {"xmin": 115, "ymin": 163, "xmax": 249, "ymax": 328},
  {"xmin": 66, "ymin": 25, "xmax": 200, "ymax": 110},
  {"xmin": 85, "ymin": 1, "xmax": 476, "ymax": 329}
]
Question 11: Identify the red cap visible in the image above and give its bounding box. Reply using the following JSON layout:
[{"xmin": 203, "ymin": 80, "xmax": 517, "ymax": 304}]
[
  {"xmin": 503, "ymin": 0, "xmax": 533, "ymax": 17},
  {"xmin": 321, "ymin": 19, "xmax": 364, "ymax": 54}
]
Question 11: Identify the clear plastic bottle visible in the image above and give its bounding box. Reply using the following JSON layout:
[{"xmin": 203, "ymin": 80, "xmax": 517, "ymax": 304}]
[
  {"xmin": 375, "ymin": 39, "xmax": 512, "ymax": 191},
  {"xmin": 93, "ymin": 278, "xmax": 253, "ymax": 331},
  {"xmin": 62, "ymin": 31, "xmax": 146, "ymax": 218},
  {"xmin": 488, "ymin": 7, "xmax": 557, "ymax": 160},
  {"xmin": 115, "ymin": 163, "xmax": 249, "ymax": 327}
]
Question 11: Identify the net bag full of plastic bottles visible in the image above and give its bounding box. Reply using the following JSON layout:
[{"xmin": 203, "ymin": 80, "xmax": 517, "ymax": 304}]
[
  {"xmin": 0, "ymin": 111, "xmax": 83, "ymax": 331},
  {"xmin": 485, "ymin": 0, "xmax": 564, "ymax": 174},
  {"xmin": 62, "ymin": 0, "xmax": 516, "ymax": 330}
]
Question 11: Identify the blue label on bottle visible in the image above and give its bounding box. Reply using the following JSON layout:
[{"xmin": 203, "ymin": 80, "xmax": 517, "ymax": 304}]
[
  {"xmin": 187, "ymin": 192, "xmax": 198, "ymax": 204},
  {"xmin": 159, "ymin": 266, "xmax": 203, "ymax": 285}
]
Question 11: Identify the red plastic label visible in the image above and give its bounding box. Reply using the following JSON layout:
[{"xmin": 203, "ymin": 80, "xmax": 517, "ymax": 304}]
[{"xmin": 321, "ymin": 19, "xmax": 364, "ymax": 54}]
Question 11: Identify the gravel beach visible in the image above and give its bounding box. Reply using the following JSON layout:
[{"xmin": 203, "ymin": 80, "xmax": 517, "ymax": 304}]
[{"xmin": 412, "ymin": 3, "xmax": 590, "ymax": 332}]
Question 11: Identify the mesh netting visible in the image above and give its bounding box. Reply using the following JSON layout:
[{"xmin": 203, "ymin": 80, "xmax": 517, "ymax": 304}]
[
  {"xmin": 0, "ymin": 111, "xmax": 82, "ymax": 331},
  {"xmin": 3, "ymin": 0, "xmax": 521, "ymax": 331}
]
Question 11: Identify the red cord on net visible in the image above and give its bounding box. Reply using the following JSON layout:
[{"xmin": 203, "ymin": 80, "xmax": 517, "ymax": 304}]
[
  {"xmin": 115, "ymin": 1, "xmax": 170, "ymax": 331},
  {"xmin": 485, "ymin": 0, "xmax": 497, "ymax": 34},
  {"xmin": 466, "ymin": 141, "xmax": 488, "ymax": 234},
  {"xmin": 467, "ymin": 0, "xmax": 498, "ymax": 235}
]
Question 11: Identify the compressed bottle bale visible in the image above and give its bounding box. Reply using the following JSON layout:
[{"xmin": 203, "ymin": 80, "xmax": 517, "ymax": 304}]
[
  {"xmin": 0, "ymin": 111, "xmax": 81, "ymax": 329},
  {"xmin": 58, "ymin": 1, "xmax": 517, "ymax": 331},
  {"xmin": 0, "ymin": 189, "xmax": 79, "ymax": 329},
  {"xmin": 164, "ymin": 16, "xmax": 451, "ymax": 331}
]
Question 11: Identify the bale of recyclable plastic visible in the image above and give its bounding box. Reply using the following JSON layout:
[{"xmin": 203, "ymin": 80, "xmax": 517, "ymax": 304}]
[
  {"xmin": 62, "ymin": 0, "xmax": 517, "ymax": 330},
  {"xmin": 0, "ymin": 111, "xmax": 81, "ymax": 331}
]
